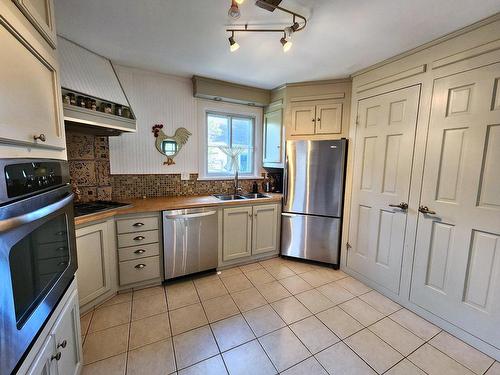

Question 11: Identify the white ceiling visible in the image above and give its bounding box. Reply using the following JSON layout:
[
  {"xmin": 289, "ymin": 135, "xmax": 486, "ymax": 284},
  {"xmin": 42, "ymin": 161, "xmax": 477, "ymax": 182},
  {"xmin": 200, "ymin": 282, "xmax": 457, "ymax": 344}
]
[{"xmin": 54, "ymin": 0, "xmax": 500, "ymax": 89}]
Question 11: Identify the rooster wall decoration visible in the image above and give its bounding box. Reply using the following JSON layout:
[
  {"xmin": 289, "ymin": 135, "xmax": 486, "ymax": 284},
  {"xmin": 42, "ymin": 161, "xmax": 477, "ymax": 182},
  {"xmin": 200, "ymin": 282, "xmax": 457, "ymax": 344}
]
[{"xmin": 152, "ymin": 124, "xmax": 192, "ymax": 165}]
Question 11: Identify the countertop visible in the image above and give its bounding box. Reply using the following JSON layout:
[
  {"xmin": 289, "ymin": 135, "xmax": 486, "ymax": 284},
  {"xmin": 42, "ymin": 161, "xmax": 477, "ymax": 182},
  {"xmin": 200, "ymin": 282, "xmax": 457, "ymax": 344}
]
[{"xmin": 74, "ymin": 193, "xmax": 283, "ymax": 226}]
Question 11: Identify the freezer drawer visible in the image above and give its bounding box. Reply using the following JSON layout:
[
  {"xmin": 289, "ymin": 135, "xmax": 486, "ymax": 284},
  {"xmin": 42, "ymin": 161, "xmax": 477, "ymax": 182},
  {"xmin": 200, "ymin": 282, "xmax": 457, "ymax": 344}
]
[
  {"xmin": 163, "ymin": 208, "xmax": 218, "ymax": 279},
  {"xmin": 281, "ymin": 213, "xmax": 341, "ymax": 265}
]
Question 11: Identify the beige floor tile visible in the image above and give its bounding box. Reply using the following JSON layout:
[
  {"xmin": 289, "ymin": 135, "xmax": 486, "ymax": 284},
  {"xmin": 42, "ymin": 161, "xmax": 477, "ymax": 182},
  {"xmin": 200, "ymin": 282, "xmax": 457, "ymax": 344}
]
[
  {"xmin": 295, "ymin": 289, "xmax": 334, "ymax": 314},
  {"xmin": 299, "ymin": 270, "xmax": 332, "ymax": 287},
  {"xmin": 260, "ymin": 257, "xmax": 284, "ymax": 269},
  {"xmin": 173, "ymin": 326, "xmax": 219, "ymax": 369},
  {"xmin": 202, "ymin": 294, "xmax": 239, "ymax": 323},
  {"xmin": 166, "ymin": 280, "xmax": 200, "ymax": 310},
  {"xmin": 133, "ymin": 285, "xmax": 165, "ymax": 300},
  {"xmin": 358, "ymin": 290, "xmax": 401, "ymax": 315},
  {"xmin": 281, "ymin": 357, "xmax": 328, "ymax": 375},
  {"xmin": 271, "ymin": 296, "xmax": 311, "ymax": 324},
  {"xmin": 80, "ymin": 311, "xmax": 93, "ymax": 336},
  {"xmin": 245, "ymin": 268, "xmax": 275, "ymax": 285},
  {"xmin": 218, "ymin": 267, "xmax": 243, "ymax": 278},
  {"xmin": 192, "ymin": 273, "xmax": 220, "ymax": 286},
  {"xmin": 127, "ymin": 339, "xmax": 176, "ymax": 375},
  {"xmin": 284, "ymin": 261, "xmax": 315, "ymax": 274},
  {"xmin": 83, "ymin": 324, "xmax": 129, "ymax": 364},
  {"xmin": 290, "ymin": 316, "xmax": 339, "ymax": 354},
  {"xmin": 408, "ymin": 344, "xmax": 475, "ymax": 375},
  {"xmin": 221, "ymin": 273, "xmax": 253, "ymax": 293},
  {"xmin": 317, "ymin": 282, "xmax": 355, "ymax": 305},
  {"xmin": 487, "ymin": 362, "xmax": 500, "ymax": 375},
  {"xmin": 211, "ymin": 314, "xmax": 255, "ymax": 352},
  {"xmin": 243, "ymin": 304, "xmax": 286, "ymax": 337},
  {"xmin": 335, "ymin": 277, "xmax": 371, "ymax": 296},
  {"xmin": 169, "ymin": 303, "xmax": 208, "ymax": 335},
  {"xmin": 345, "ymin": 329, "xmax": 403, "ymax": 373},
  {"xmin": 81, "ymin": 353, "xmax": 126, "ymax": 375},
  {"xmin": 97, "ymin": 292, "xmax": 132, "ymax": 308},
  {"xmin": 316, "ymin": 306, "xmax": 363, "ymax": 339},
  {"xmin": 430, "ymin": 331, "xmax": 494, "ymax": 374},
  {"xmin": 195, "ymin": 278, "xmax": 228, "ymax": 301},
  {"xmin": 256, "ymin": 280, "xmax": 292, "ymax": 303},
  {"xmin": 240, "ymin": 262, "xmax": 264, "ymax": 273},
  {"xmin": 267, "ymin": 264, "xmax": 295, "ymax": 279},
  {"xmin": 259, "ymin": 327, "xmax": 310, "ymax": 372},
  {"xmin": 132, "ymin": 292, "xmax": 167, "ymax": 320},
  {"xmin": 279, "ymin": 275, "xmax": 313, "ymax": 294},
  {"xmin": 390, "ymin": 308, "xmax": 441, "ymax": 340},
  {"xmin": 129, "ymin": 312, "xmax": 171, "ymax": 350},
  {"xmin": 88, "ymin": 302, "xmax": 131, "ymax": 333},
  {"xmin": 385, "ymin": 359, "xmax": 426, "ymax": 375},
  {"xmin": 231, "ymin": 287, "xmax": 267, "ymax": 312},
  {"xmin": 315, "ymin": 342, "xmax": 376, "ymax": 375},
  {"xmin": 318, "ymin": 268, "xmax": 349, "ymax": 281},
  {"xmin": 178, "ymin": 355, "xmax": 228, "ymax": 375},
  {"xmin": 339, "ymin": 298, "xmax": 384, "ymax": 326},
  {"xmin": 222, "ymin": 340, "xmax": 277, "ymax": 375},
  {"xmin": 369, "ymin": 317, "xmax": 424, "ymax": 356}
]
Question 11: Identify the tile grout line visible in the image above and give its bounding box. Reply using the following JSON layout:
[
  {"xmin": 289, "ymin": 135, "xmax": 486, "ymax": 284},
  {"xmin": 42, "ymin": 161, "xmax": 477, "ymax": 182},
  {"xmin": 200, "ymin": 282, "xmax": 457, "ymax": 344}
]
[{"xmin": 163, "ymin": 284, "xmax": 179, "ymax": 375}]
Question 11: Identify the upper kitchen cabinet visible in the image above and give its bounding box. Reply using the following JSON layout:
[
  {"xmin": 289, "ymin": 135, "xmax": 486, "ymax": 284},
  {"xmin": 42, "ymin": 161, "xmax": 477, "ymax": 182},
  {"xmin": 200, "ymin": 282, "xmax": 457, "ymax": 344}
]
[
  {"xmin": 0, "ymin": 0, "xmax": 66, "ymax": 155},
  {"xmin": 12, "ymin": 0, "xmax": 57, "ymax": 48},
  {"xmin": 263, "ymin": 100, "xmax": 285, "ymax": 168},
  {"xmin": 274, "ymin": 79, "xmax": 351, "ymax": 140}
]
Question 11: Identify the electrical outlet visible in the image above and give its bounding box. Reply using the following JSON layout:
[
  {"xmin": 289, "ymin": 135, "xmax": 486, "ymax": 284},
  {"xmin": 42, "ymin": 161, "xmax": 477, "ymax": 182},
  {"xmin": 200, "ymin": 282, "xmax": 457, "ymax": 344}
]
[{"xmin": 181, "ymin": 173, "xmax": 190, "ymax": 181}]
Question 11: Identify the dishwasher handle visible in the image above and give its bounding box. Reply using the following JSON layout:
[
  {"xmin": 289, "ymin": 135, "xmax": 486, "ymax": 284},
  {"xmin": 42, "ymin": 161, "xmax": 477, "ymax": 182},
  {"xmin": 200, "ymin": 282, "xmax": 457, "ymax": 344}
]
[{"xmin": 164, "ymin": 210, "xmax": 217, "ymax": 220}]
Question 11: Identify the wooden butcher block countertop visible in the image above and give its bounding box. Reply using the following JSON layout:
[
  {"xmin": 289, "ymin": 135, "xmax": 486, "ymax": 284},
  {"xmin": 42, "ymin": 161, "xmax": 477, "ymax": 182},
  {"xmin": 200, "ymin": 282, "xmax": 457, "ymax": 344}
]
[{"xmin": 74, "ymin": 193, "xmax": 283, "ymax": 226}]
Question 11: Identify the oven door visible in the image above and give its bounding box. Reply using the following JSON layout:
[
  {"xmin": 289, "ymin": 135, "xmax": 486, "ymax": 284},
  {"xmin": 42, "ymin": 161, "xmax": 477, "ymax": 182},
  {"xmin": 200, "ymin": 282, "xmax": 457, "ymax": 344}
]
[{"xmin": 0, "ymin": 185, "xmax": 77, "ymax": 375}]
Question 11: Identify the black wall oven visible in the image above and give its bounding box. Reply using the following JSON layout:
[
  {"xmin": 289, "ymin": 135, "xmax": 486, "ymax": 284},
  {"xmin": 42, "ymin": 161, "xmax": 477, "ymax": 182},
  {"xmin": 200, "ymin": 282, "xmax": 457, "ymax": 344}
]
[{"xmin": 0, "ymin": 159, "xmax": 77, "ymax": 375}]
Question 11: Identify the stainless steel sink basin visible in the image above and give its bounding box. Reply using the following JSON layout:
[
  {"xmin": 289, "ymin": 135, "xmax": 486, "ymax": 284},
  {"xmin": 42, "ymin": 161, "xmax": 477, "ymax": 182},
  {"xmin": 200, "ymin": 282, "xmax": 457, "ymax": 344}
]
[
  {"xmin": 213, "ymin": 193, "xmax": 270, "ymax": 201},
  {"xmin": 240, "ymin": 193, "xmax": 270, "ymax": 199}
]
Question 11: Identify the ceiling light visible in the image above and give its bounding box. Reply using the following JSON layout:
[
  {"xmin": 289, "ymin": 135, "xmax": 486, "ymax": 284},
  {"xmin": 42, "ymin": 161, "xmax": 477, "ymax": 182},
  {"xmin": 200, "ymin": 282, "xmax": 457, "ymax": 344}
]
[
  {"xmin": 228, "ymin": 32, "xmax": 240, "ymax": 52},
  {"xmin": 280, "ymin": 36, "xmax": 292, "ymax": 52},
  {"xmin": 235, "ymin": 0, "xmax": 244, "ymax": 3},
  {"xmin": 228, "ymin": 0, "xmax": 241, "ymax": 19}
]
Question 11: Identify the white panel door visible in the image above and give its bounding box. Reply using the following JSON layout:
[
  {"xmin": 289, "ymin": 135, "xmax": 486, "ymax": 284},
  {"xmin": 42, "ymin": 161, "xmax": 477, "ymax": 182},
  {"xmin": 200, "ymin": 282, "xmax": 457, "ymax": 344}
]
[
  {"xmin": 252, "ymin": 204, "xmax": 278, "ymax": 255},
  {"xmin": 222, "ymin": 206, "xmax": 252, "ymax": 261},
  {"xmin": 348, "ymin": 85, "xmax": 420, "ymax": 293},
  {"xmin": 316, "ymin": 103, "xmax": 343, "ymax": 134},
  {"xmin": 290, "ymin": 105, "xmax": 316, "ymax": 135},
  {"xmin": 411, "ymin": 64, "xmax": 500, "ymax": 347}
]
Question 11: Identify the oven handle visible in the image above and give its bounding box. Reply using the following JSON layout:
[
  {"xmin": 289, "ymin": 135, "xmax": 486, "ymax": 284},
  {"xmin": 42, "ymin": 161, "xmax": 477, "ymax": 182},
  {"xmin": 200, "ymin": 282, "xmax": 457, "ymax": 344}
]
[{"xmin": 0, "ymin": 193, "xmax": 74, "ymax": 233}]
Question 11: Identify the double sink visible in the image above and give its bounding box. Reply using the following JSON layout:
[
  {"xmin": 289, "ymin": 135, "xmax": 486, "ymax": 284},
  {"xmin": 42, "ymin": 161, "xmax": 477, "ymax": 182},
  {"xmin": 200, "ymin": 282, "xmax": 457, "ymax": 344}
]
[{"xmin": 214, "ymin": 193, "xmax": 270, "ymax": 201}]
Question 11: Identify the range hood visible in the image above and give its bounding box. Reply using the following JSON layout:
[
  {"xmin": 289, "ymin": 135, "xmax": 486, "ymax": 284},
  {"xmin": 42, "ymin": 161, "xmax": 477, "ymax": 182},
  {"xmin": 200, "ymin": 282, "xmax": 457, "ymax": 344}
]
[{"xmin": 57, "ymin": 36, "xmax": 136, "ymax": 135}]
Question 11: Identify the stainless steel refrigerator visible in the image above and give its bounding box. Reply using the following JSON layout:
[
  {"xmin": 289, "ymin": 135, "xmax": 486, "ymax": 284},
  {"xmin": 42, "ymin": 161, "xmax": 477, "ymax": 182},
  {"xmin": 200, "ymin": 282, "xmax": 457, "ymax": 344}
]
[{"xmin": 281, "ymin": 139, "xmax": 347, "ymax": 267}]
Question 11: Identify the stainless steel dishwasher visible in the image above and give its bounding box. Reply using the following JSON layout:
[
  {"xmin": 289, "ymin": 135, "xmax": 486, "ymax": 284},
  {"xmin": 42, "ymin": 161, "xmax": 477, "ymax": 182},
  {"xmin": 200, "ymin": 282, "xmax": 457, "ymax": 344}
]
[{"xmin": 163, "ymin": 207, "xmax": 218, "ymax": 279}]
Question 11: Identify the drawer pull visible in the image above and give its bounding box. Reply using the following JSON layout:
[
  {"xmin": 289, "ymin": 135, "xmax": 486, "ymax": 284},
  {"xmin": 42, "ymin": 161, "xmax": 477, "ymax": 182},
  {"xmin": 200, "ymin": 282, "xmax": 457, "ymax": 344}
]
[
  {"xmin": 135, "ymin": 264, "xmax": 147, "ymax": 269},
  {"xmin": 51, "ymin": 352, "xmax": 62, "ymax": 361},
  {"xmin": 133, "ymin": 236, "xmax": 145, "ymax": 241},
  {"xmin": 133, "ymin": 222, "xmax": 145, "ymax": 227},
  {"xmin": 34, "ymin": 133, "xmax": 46, "ymax": 142},
  {"xmin": 57, "ymin": 340, "xmax": 67, "ymax": 349},
  {"xmin": 134, "ymin": 249, "xmax": 146, "ymax": 254}
]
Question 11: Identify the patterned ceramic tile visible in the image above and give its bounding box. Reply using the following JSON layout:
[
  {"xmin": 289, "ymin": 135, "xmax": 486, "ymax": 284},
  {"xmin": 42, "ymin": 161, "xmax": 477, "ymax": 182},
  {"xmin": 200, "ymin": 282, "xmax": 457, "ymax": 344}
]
[{"xmin": 67, "ymin": 132, "xmax": 95, "ymax": 160}]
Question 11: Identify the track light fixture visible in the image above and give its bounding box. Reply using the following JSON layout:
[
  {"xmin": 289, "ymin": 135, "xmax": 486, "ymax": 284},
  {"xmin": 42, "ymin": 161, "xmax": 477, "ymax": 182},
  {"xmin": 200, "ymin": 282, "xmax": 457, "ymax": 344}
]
[{"xmin": 226, "ymin": 0, "xmax": 306, "ymax": 52}]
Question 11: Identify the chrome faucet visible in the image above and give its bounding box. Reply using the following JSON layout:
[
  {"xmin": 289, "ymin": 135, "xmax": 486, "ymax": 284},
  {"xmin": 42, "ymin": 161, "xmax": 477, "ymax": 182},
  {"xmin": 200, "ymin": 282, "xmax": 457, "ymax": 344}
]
[{"xmin": 234, "ymin": 170, "xmax": 242, "ymax": 195}]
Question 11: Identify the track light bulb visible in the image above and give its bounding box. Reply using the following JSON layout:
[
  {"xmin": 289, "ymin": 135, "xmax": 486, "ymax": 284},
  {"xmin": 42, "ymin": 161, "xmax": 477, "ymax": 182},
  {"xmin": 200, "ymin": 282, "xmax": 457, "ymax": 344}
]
[
  {"xmin": 281, "ymin": 37, "xmax": 292, "ymax": 52},
  {"xmin": 228, "ymin": 0, "xmax": 241, "ymax": 19},
  {"xmin": 235, "ymin": 0, "xmax": 244, "ymax": 3},
  {"xmin": 229, "ymin": 35, "xmax": 240, "ymax": 52}
]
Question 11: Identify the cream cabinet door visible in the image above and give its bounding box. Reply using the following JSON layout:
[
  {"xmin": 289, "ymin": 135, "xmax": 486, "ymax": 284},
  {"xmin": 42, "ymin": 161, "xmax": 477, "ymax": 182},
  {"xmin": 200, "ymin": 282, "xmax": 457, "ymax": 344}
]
[
  {"xmin": 411, "ymin": 64, "xmax": 500, "ymax": 347},
  {"xmin": 0, "ymin": 18, "xmax": 64, "ymax": 150},
  {"xmin": 316, "ymin": 103, "xmax": 343, "ymax": 135},
  {"xmin": 347, "ymin": 85, "xmax": 420, "ymax": 294},
  {"xmin": 290, "ymin": 105, "xmax": 316, "ymax": 135},
  {"xmin": 26, "ymin": 335, "xmax": 56, "ymax": 375},
  {"xmin": 75, "ymin": 222, "xmax": 113, "ymax": 306},
  {"xmin": 252, "ymin": 204, "xmax": 278, "ymax": 255},
  {"xmin": 12, "ymin": 0, "xmax": 57, "ymax": 48},
  {"xmin": 222, "ymin": 206, "xmax": 252, "ymax": 261},
  {"xmin": 263, "ymin": 108, "xmax": 283, "ymax": 166}
]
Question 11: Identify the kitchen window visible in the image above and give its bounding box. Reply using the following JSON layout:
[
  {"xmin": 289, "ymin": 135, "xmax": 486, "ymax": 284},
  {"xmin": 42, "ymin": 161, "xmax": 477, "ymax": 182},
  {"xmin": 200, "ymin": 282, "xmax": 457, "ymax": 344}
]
[{"xmin": 205, "ymin": 112, "xmax": 255, "ymax": 177}]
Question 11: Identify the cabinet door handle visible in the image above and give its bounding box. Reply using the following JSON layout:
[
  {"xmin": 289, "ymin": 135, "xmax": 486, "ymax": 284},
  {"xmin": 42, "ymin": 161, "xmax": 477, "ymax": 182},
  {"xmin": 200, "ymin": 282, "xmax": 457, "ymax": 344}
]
[
  {"xmin": 248, "ymin": 213, "xmax": 252, "ymax": 218},
  {"xmin": 133, "ymin": 236, "xmax": 145, "ymax": 241},
  {"xmin": 133, "ymin": 222, "xmax": 144, "ymax": 227},
  {"xmin": 57, "ymin": 340, "xmax": 67, "ymax": 349},
  {"xmin": 135, "ymin": 264, "xmax": 146, "ymax": 269},
  {"xmin": 389, "ymin": 202, "xmax": 408, "ymax": 210},
  {"xmin": 34, "ymin": 134, "xmax": 46, "ymax": 142},
  {"xmin": 418, "ymin": 206, "xmax": 436, "ymax": 215},
  {"xmin": 134, "ymin": 249, "xmax": 146, "ymax": 254},
  {"xmin": 312, "ymin": 118, "xmax": 316, "ymax": 122},
  {"xmin": 51, "ymin": 352, "xmax": 62, "ymax": 361},
  {"xmin": 317, "ymin": 118, "xmax": 321, "ymax": 122}
]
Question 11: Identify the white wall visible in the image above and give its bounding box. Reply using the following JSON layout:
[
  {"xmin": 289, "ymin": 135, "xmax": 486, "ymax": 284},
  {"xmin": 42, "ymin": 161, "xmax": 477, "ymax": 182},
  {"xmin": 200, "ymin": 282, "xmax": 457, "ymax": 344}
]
[{"xmin": 109, "ymin": 65, "xmax": 263, "ymax": 176}]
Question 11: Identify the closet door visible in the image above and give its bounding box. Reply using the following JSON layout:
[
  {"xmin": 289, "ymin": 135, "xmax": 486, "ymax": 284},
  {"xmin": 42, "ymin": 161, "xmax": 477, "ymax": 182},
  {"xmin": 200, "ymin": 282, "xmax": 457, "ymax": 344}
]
[
  {"xmin": 411, "ymin": 64, "xmax": 500, "ymax": 346},
  {"xmin": 347, "ymin": 85, "xmax": 420, "ymax": 294}
]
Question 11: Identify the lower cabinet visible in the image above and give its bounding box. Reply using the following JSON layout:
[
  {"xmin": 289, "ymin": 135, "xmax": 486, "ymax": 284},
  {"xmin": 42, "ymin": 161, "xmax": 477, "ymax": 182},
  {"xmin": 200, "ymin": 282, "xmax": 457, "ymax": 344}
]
[
  {"xmin": 26, "ymin": 285, "xmax": 82, "ymax": 375},
  {"xmin": 222, "ymin": 203, "xmax": 279, "ymax": 264}
]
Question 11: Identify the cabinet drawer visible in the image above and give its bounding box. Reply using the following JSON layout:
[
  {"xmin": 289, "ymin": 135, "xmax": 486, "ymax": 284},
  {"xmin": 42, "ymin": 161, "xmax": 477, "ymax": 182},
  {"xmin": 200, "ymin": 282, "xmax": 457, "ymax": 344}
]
[
  {"xmin": 117, "ymin": 230, "xmax": 159, "ymax": 248},
  {"xmin": 119, "ymin": 256, "xmax": 160, "ymax": 286},
  {"xmin": 118, "ymin": 243, "xmax": 160, "ymax": 262},
  {"xmin": 116, "ymin": 217, "xmax": 158, "ymax": 234}
]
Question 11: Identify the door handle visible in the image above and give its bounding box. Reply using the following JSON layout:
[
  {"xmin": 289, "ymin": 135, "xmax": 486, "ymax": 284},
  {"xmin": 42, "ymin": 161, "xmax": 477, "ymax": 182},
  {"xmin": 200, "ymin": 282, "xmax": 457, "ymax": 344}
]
[
  {"xmin": 134, "ymin": 249, "xmax": 146, "ymax": 254},
  {"xmin": 57, "ymin": 340, "xmax": 67, "ymax": 349},
  {"xmin": 389, "ymin": 202, "xmax": 408, "ymax": 210},
  {"xmin": 281, "ymin": 213, "xmax": 297, "ymax": 217},
  {"xmin": 133, "ymin": 236, "xmax": 145, "ymax": 241},
  {"xmin": 418, "ymin": 206, "xmax": 436, "ymax": 215},
  {"xmin": 51, "ymin": 352, "xmax": 62, "ymax": 361},
  {"xmin": 135, "ymin": 264, "xmax": 146, "ymax": 269},
  {"xmin": 133, "ymin": 222, "xmax": 144, "ymax": 227},
  {"xmin": 283, "ymin": 155, "xmax": 289, "ymax": 206}
]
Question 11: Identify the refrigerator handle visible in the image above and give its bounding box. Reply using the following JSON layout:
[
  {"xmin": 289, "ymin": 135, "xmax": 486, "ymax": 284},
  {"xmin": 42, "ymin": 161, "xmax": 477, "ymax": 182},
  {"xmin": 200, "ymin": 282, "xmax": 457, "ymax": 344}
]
[{"xmin": 283, "ymin": 155, "xmax": 289, "ymax": 206}]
